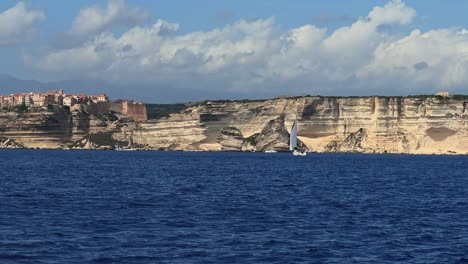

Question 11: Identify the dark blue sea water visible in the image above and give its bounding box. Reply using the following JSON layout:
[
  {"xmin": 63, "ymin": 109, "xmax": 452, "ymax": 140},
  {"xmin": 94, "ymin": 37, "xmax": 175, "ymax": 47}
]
[{"xmin": 0, "ymin": 150, "xmax": 467, "ymax": 263}]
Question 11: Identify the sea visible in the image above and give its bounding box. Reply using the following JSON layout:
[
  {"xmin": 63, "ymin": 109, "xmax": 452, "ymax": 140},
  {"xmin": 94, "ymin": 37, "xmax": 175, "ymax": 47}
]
[{"xmin": 0, "ymin": 150, "xmax": 467, "ymax": 264}]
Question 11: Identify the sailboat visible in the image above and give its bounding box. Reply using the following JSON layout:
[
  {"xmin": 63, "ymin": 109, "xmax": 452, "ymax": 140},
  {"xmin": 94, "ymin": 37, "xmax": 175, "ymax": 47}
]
[{"xmin": 290, "ymin": 119, "xmax": 307, "ymax": 156}]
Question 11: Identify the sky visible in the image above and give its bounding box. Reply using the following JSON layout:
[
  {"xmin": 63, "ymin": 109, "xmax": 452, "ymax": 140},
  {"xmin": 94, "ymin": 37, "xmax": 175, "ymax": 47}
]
[{"xmin": 1, "ymin": 0, "xmax": 468, "ymax": 102}]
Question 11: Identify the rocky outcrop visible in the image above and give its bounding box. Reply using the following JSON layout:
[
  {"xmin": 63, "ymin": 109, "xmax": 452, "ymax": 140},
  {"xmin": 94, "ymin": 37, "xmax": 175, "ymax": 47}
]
[
  {"xmin": 241, "ymin": 116, "xmax": 299, "ymax": 152},
  {"xmin": 241, "ymin": 116, "xmax": 309, "ymax": 152},
  {"xmin": 0, "ymin": 137, "xmax": 24, "ymax": 148},
  {"xmin": 70, "ymin": 132, "xmax": 115, "ymax": 150},
  {"xmin": 0, "ymin": 95, "xmax": 466, "ymax": 154},
  {"xmin": 325, "ymin": 128, "xmax": 367, "ymax": 153},
  {"xmin": 217, "ymin": 127, "xmax": 244, "ymax": 151}
]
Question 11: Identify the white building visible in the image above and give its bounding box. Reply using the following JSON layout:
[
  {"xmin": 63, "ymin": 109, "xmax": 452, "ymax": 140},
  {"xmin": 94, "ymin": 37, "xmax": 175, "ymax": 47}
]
[{"xmin": 63, "ymin": 96, "xmax": 76, "ymax": 106}]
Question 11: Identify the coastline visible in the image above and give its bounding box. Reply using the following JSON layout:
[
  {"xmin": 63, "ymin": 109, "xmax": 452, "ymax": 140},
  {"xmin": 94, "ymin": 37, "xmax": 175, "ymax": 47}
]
[
  {"xmin": 0, "ymin": 95, "xmax": 466, "ymax": 155},
  {"xmin": 0, "ymin": 147, "xmax": 466, "ymax": 156}
]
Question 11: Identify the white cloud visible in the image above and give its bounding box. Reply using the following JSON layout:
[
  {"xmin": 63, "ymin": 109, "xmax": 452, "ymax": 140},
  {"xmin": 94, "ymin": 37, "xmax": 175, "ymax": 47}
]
[
  {"xmin": 70, "ymin": 0, "xmax": 149, "ymax": 37},
  {"xmin": 28, "ymin": 18, "xmax": 277, "ymax": 79},
  {"xmin": 27, "ymin": 0, "xmax": 468, "ymax": 97},
  {"xmin": 358, "ymin": 28, "xmax": 468, "ymax": 92},
  {"xmin": 368, "ymin": 0, "xmax": 415, "ymax": 25},
  {"xmin": 0, "ymin": 2, "xmax": 45, "ymax": 45}
]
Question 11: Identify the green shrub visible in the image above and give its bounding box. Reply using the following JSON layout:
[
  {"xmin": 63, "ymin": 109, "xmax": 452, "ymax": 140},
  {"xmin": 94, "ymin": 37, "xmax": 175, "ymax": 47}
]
[
  {"xmin": 452, "ymin": 94, "xmax": 468, "ymax": 100},
  {"xmin": 244, "ymin": 133, "xmax": 259, "ymax": 146},
  {"xmin": 146, "ymin": 103, "xmax": 188, "ymax": 120},
  {"xmin": 14, "ymin": 104, "xmax": 28, "ymax": 113}
]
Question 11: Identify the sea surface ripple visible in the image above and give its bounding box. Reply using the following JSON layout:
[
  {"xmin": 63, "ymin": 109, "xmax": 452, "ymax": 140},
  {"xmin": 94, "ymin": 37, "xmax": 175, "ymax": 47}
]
[{"xmin": 0, "ymin": 150, "xmax": 467, "ymax": 263}]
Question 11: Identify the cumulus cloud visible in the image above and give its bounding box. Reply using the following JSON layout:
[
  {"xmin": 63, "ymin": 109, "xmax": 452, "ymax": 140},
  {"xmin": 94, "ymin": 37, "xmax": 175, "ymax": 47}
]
[
  {"xmin": 368, "ymin": 0, "xmax": 415, "ymax": 25},
  {"xmin": 70, "ymin": 0, "xmax": 149, "ymax": 37},
  {"xmin": 26, "ymin": 0, "xmax": 468, "ymax": 99},
  {"xmin": 0, "ymin": 2, "xmax": 45, "ymax": 45},
  {"xmin": 357, "ymin": 28, "xmax": 468, "ymax": 92}
]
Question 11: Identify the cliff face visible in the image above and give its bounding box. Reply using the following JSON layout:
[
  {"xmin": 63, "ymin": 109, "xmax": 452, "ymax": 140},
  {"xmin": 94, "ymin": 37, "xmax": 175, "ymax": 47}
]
[
  {"xmin": 0, "ymin": 111, "xmax": 72, "ymax": 149},
  {"xmin": 0, "ymin": 96, "xmax": 466, "ymax": 154},
  {"xmin": 0, "ymin": 110, "xmax": 146, "ymax": 150},
  {"xmin": 131, "ymin": 96, "xmax": 467, "ymax": 154}
]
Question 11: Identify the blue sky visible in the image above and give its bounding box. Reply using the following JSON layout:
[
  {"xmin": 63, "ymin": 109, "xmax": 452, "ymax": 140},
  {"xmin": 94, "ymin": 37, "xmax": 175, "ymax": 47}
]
[
  {"xmin": 0, "ymin": 1, "xmax": 468, "ymax": 102},
  {"xmin": 4, "ymin": 1, "xmax": 468, "ymax": 32}
]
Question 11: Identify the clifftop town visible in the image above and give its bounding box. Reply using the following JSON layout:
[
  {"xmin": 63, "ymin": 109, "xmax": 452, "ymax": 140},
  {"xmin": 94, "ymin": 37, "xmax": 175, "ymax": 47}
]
[
  {"xmin": 0, "ymin": 89, "xmax": 108, "ymax": 108},
  {"xmin": 0, "ymin": 89, "xmax": 147, "ymax": 121},
  {"xmin": 0, "ymin": 92, "xmax": 466, "ymax": 154}
]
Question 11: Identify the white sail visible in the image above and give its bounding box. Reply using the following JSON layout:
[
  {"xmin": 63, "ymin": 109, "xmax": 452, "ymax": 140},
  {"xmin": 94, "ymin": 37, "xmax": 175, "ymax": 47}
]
[{"xmin": 289, "ymin": 119, "xmax": 298, "ymax": 151}]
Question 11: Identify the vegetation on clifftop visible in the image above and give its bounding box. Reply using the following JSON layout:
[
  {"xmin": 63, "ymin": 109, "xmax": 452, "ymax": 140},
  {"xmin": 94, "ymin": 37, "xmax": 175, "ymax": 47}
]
[
  {"xmin": 452, "ymin": 94, "xmax": 468, "ymax": 100},
  {"xmin": 146, "ymin": 103, "xmax": 189, "ymax": 120}
]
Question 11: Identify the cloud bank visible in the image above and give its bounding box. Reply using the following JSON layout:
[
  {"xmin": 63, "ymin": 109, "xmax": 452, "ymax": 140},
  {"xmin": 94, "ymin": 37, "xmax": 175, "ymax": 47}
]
[
  {"xmin": 25, "ymin": 0, "xmax": 468, "ymax": 99},
  {"xmin": 0, "ymin": 2, "xmax": 45, "ymax": 45}
]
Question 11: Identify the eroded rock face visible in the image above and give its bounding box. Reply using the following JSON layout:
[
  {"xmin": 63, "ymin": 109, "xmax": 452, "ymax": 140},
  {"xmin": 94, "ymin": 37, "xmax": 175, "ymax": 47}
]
[
  {"xmin": 217, "ymin": 127, "xmax": 243, "ymax": 151},
  {"xmin": 70, "ymin": 132, "xmax": 114, "ymax": 150},
  {"xmin": 250, "ymin": 116, "xmax": 290, "ymax": 152},
  {"xmin": 0, "ymin": 137, "xmax": 24, "ymax": 148},
  {"xmin": 0, "ymin": 111, "xmax": 72, "ymax": 149},
  {"xmin": 0, "ymin": 109, "xmax": 148, "ymax": 150},
  {"xmin": 325, "ymin": 128, "xmax": 367, "ymax": 153},
  {"xmin": 0, "ymin": 95, "xmax": 466, "ymax": 154}
]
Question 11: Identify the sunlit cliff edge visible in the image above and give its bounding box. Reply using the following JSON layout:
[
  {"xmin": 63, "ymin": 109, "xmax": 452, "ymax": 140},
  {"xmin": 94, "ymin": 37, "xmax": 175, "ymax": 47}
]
[{"xmin": 0, "ymin": 95, "xmax": 466, "ymax": 155}]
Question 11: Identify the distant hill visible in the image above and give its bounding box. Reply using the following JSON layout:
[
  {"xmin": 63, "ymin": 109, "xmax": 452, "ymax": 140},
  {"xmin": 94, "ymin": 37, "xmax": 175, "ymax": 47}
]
[
  {"xmin": 0, "ymin": 74, "xmax": 48, "ymax": 94},
  {"xmin": 0, "ymin": 74, "xmax": 259, "ymax": 103},
  {"xmin": 2, "ymin": 73, "xmax": 466, "ymax": 104},
  {"xmin": 0, "ymin": 74, "xmax": 112, "ymax": 97}
]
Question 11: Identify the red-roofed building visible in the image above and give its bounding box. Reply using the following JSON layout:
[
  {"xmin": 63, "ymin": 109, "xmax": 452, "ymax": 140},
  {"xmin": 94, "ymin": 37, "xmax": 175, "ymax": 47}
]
[
  {"xmin": 96, "ymin": 94, "xmax": 109, "ymax": 102},
  {"xmin": 32, "ymin": 93, "xmax": 54, "ymax": 107}
]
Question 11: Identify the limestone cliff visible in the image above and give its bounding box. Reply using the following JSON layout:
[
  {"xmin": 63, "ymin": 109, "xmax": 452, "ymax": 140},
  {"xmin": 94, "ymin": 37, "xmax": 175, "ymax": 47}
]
[
  {"xmin": 0, "ymin": 110, "xmax": 72, "ymax": 149},
  {"xmin": 0, "ymin": 110, "xmax": 149, "ymax": 150},
  {"xmin": 134, "ymin": 96, "xmax": 467, "ymax": 154},
  {"xmin": 0, "ymin": 95, "xmax": 466, "ymax": 154}
]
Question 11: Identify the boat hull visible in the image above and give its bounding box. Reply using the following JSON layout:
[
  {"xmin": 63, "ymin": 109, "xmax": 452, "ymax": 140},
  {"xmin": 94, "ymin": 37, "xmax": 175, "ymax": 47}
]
[{"xmin": 293, "ymin": 150, "xmax": 307, "ymax": 156}]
